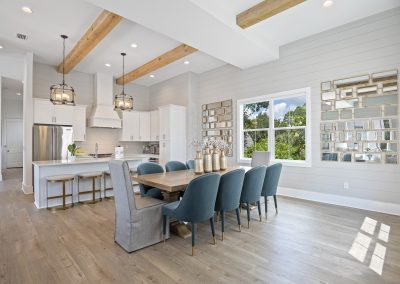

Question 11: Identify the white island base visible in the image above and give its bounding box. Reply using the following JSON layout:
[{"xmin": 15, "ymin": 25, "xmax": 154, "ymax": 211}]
[{"xmin": 32, "ymin": 155, "xmax": 156, "ymax": 209}]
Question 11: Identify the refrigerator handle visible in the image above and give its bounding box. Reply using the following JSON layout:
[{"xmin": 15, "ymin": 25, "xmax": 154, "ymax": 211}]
[{"xmin": 53, "ymin": 126, "xmax": 57, "ymax": 160}]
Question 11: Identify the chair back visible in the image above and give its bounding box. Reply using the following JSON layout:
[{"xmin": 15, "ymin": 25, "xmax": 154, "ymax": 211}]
[
  {"xmin": 251, "ymin": 151, "xmax": 270, "ymax": 167},
  {"xmin": 240, "ymin": 165, "xmax": 267, "ymax": 203},
  {"xmin": 109, "ymin": 160, "xmax": 137, "ymax": 218},
  {"xmin": 186, "ymin": 160, "xmax": 195, "ymax": 170},
  {"xmin": 174, "ymin": 173, "xmax": 220, "ymax": 223},
  {"xmin": 262, "ymin": 163, "xmax": 282, "ymax": 197},
  {"xmin": 215, "ymin": 168, "xmax": 245, "ymax": 212},
  {"xmin": 165, "ymin": 161, "xmax": 187, "ymax": 172},
  {"xmin": 137, "ymin": 162, "xmax": 164, "ymax": 196}
]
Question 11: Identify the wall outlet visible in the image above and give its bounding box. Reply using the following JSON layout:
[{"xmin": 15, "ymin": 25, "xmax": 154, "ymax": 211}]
[{"xmin": 343, "ymin": 182, "xmax": 349, "ymax": 189}]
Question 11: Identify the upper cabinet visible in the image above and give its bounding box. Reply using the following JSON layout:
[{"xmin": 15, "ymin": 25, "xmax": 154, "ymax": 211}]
[
  {"xmin": 150, "ymin": 110, "xmax": 160, "ymax": 141},
  {"xmin": 159, "ymin": 106, "xmax": 171, "ymax": 141},
  {"xmin": 33, "ymin": 98, "xmax": 87, "ymax": 141},
  {"xmin": 120, "ymin": 111, "xmax": 151, "ymax": 142}
]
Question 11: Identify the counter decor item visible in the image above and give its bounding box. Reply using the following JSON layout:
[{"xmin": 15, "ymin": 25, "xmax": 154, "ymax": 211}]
[
  {"xmin": 203, "ymin": 147, "xmax": 212, "ymax": 173},
  {"xmin": 220, "ymin": 150, "xmax": 228, "ymax": 171},
  {"xmin": 67, "ymin": 143, "xmax": 79, "ymax": 161},
  {"xmin": 115, "ymin": 146, "xmax": 124, "ymax": 159}
]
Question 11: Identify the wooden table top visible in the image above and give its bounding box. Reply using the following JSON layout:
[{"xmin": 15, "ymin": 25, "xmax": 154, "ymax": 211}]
[{"xmin": 133, "ymin": 165, "xmax": 251, "ymax": 192}]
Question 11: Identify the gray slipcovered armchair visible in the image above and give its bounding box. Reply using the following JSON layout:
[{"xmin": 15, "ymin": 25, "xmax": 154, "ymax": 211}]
[{"xmin": 109, "ymin": 160, "xmax": 169, "ymax": 253}]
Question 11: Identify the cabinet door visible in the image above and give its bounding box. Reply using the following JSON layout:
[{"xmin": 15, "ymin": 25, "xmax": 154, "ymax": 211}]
[
  {"xmin": 33, "ymin": 99, "xmax": 55, "ymax": 124},
  {"xmin": 131, "ymin": 111, "xmax": 141, "ymax": 141},
  {"xmin": 159, "ymin": 140, "xmax": 170, "ymax": 166},
  {"xmin": 120, "ymin": 112, "xmax": 132, "ymax": 141},
  {"xmin": 54, "ymin": 105, "xmax": 74, "ymax": 125},
  {"xmin": 150, "ymin": 110, "xmax": 160, "ymax": 141},
  {"xmin": 159, "ymin": 106, "xmax": 170, "ymax": 141},
  {"xmin": 139, "ymin": 112, "xmax": 150, "ymax": 141},
  {"xmin": 73, "ymin": 106, "xmax": 86, "ymax": 141}
]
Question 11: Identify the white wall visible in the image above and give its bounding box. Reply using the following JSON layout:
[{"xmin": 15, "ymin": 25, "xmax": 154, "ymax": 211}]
[{"xmin": 192, "ymin": 8, "xmax": 400, "ymax": 213}]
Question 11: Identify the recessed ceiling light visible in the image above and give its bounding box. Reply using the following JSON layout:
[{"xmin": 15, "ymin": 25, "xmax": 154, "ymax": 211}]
[
  {"xmin": 131, "ymin": 43, "xmax": 138, "ymax": 48},
  {"xmin": 323, "ymin": 0, "xmax": 333, "ymax": 8},
  {"xmin": 184, "ymin": 60, "xmax": 190, "ymax": 65},
  {"xmin": 105, "ymin": 63, "xmax": 111, "ymax": 67},
  {"xmin": 22, "ymin": 6, "xmax": 33, "ymax": 14},
  {"xmin": 0, "ymin": 45, "xmax": 3, "ymax": 49},
  {"xmin": 149, "ymin": 74, "xmax": 155, "ymax": 78},
  {"xmin": 16, "ymin": 92, "xmax": 22, "ymax": 96}
]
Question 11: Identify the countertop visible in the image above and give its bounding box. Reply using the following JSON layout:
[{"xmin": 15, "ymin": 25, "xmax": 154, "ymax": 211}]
[{"xmin": 32, "ymin": 154, "xmax": 159, "ymax": 167}]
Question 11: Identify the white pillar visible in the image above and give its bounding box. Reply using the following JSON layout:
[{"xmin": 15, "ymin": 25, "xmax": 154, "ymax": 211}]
[
  {"xmin": 22, "ymin": 52, "xmax": 33, "ymax": 194},
  {"xmin": 0, "ymin": 76, "xmax": 2, "ymax": 181}
]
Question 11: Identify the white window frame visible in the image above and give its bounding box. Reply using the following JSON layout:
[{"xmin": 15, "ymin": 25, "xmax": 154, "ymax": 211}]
[{"xmin": 237, "ymin": 87, "xmax": 311, "ymax": 167}]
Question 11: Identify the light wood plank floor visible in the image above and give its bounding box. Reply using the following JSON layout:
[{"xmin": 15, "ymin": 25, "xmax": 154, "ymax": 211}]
[{"xmin": 1, "ymin": 172, "xmax": 399, "ymax": 284}]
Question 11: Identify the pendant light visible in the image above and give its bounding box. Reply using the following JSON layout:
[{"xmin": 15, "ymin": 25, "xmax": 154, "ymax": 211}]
[
  {"xmin": 50, "ymin": 35, "xmax": 76, "ymax": 105},
  {"xmin": 114, "ymin": 53, "xmax": 133, "ymax": 111}
]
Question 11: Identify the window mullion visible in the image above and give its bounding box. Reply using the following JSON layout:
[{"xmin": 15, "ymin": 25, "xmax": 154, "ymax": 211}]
[{"xmin": 269, "ymin": 98, "xmax": 275, "ymax": 159}]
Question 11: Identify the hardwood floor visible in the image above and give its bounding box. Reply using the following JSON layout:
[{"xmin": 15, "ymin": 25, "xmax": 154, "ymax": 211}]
[{"xmin": 1, "ymin": 174, "xmax": 399, "ymax": 284}]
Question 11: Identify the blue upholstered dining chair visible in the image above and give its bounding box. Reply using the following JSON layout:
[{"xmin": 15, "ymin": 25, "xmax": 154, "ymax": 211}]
[
  {"xmin": 261, "ymin": 163, "xmax": 283, "ymax": 217},
  {"xmin": 165, "ymin": 161, "xmax": 187, "ymax": 172},
  {"xmin": 162, "ymin": 173, "xmax": 221, "ymax": 256},
  {"xmin": 186, "ymin": 160, "xmax": 195, "ymax": 170},
  {"xmin": 214, "ymin": 168, "xmax": 245, "ymax": 240},
  {"xmin": 137, "ymin": 162, "xmax": 164, "ymax": 200},
  {"xmin": 240, "ymin": 165, "xmax": 267, "ymax": 228}
]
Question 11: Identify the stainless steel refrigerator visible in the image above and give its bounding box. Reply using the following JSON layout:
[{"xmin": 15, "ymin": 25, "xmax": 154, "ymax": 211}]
[{"xmin": 33, "ymin": 124, "xmax": 74, "ymax": 161}]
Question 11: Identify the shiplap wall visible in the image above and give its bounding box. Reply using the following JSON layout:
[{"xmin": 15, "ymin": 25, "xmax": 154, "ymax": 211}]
[{"xmin": 194, "ymin": 8, "xmax": 400, "ymax": 208}]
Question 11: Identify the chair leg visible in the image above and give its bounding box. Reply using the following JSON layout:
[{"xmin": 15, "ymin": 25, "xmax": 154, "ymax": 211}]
[
  {"xmin": 210, "ymin": 218, "xmax": 216, "ymax": 245},
  {"xmin": 215, "ymin": 211, "xmax": 219, "ymax": 222},
  {"xmin": 264, "ymin": 195, "xmax": 268, "ymax": 218},
  {"xmin": 273, "ymin": 195, "xmax": 278, "ymax": 214},
  {"xmin": 191, "ymin": 222, "xmax": 196, "ymax": 256},
  {"xmin": 220, "ymin": 211, "xmax": 225, "ymax": 241},
  {"xmin": 162, "ymin": 215, "xmax": 167, "ymax": 242},
  {"xmin": 246, "ymin": 202, "xmax": 250, "ymax": 228},
  {"xmin": 235, "ymin": 208, "xmax": 241, "ymax": 232},
  {"xmin": 257, "ymin": 201, "xmax": 262, "ymax": 222}
]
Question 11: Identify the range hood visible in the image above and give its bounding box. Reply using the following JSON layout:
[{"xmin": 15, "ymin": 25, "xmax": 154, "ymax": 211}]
[{"xmin": 88, "ymin": 73, "xmax": 121, "ymax": 128}]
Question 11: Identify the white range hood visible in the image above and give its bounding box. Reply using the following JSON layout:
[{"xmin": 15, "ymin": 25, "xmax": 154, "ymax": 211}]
[{"xmin": 88, "ymin": 73, "xmax": 121, "ymax": 128}]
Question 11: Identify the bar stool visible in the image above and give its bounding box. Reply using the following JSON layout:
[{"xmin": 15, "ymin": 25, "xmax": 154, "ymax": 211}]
[
  {"xmin": 46, "ymin": 174, "xmax": 75, "ymax": 210},
  {"xmin": 103, "ymin": 170, "xmax": 113, "ymax": 199},
  {"xmin": 77, "ymin": 171, "xmax": 103, "ymax": 204}
]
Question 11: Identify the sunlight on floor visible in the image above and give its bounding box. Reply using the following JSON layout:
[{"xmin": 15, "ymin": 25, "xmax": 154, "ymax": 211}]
[{"xmin": 348, "ymin": 217, "xmax": 390, "ymax": 276}]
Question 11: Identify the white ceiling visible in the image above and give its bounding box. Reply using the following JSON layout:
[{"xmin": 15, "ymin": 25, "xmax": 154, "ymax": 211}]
[{"xmin": 1, "ymin": 0, "xmax": 399, "ymax": 87}]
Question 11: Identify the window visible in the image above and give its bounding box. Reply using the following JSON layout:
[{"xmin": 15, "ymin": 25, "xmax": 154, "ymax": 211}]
[{"xmin": 237, "ymin": 88, "xmax": 311, "ymax": 167}]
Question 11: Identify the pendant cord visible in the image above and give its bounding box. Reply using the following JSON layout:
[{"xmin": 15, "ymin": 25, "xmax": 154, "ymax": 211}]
[
  {"xmin": 62, "ymin": 36, "xmax": 65, "ymax": 86},
  {"xmin": 122, "ymin": 54, "xmax": 125, "ymax": 95}
]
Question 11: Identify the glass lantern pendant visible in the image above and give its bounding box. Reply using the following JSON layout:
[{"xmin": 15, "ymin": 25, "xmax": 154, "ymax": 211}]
[
  {"xmin": 114, "ymin": 52, "xmax": 133, "ymax": 111},
  {"xmin": 50, "ymin": 35, "xmax": 76, "ymax": 105}
]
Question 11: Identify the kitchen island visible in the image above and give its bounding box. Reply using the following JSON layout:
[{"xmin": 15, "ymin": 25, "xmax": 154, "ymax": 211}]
[{"xmin": 32, "ymin": 155, "xmax": 158, "ymax": 209}]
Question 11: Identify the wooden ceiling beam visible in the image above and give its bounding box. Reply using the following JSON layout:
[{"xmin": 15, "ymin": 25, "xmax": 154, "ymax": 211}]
[
  {"xmin": 116, "ymin": 44, "xmax": 197, "ymax": 84},
  {"xmin": 57, "ymin": 10, "xmax": 122, "ymax": 74},
  {"xmin": 236, "ymin": 0, "xmax": 305, "ymax": 29}
]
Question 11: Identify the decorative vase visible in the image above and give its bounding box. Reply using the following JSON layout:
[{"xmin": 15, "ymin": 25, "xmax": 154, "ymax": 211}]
[
  {"xmin": 220, "ymin": 150, "xmax": 227, "ymax": 171},
  {"xmin": 203, "ymin": 147, "xmax": 212, "ymax": 173},
  {"xmin": 212, "ymin": 148, "xmax": 220, "ymax": 172},
  {"xmin": 194, "ymin": 150, "xmax": 204, "ymax": 174}
]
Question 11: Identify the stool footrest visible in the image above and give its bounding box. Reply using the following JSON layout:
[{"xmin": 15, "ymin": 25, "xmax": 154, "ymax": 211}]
[
  {"xmin": 78, "ymin": 190, "xmax": 101, "ymax": 195},
  {"xmin": 47, "ymin": 194, "xmax": 73, "ymax": 200}
]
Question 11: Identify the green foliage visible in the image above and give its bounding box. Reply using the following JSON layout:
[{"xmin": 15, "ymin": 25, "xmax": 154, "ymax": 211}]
[
  {"xmin": 67, "ymin": 143, "xmax": 79, "ymax": 156},
  {"xmin": 243, "ymin": 102, "xmax": 306, "ymax": 160}
]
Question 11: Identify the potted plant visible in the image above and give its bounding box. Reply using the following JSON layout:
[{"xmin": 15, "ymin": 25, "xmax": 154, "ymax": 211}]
[{"xmin": 67, "ymin": 143, "xmax": 79, "ymax": 161}]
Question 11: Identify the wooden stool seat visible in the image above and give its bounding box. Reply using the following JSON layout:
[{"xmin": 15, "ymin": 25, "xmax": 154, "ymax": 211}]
[
  {"xmin": 46, "ymin": 175, "xmax": 75, "ymax": 210},
  {"xmin": 78, "ymin": 171, "xmax": 103, "ymax": 204}
]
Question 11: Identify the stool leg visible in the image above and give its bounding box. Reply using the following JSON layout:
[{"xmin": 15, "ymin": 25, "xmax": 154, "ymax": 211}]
[
  {"xmin": 46, "ymin": 181, "xmax": 49, "ymax": 209},
  {"xmin": 103, "ymin": 175, "xmax": 106, "ymax": 199},
  {"xmin": 71, "ymin": 180, "xmax": 74, "ymax": 207},
  {"xmin": 62, "ymin": 181, "xmax": 66, "ymax": 210},
  {"xmin": 78, "ymin": 178, "xmax": 80, "ymax": 203},
  {"xmin": 92, "ymin": 177, "xmax": 96, "ymax": 203},
  {"xmin": 99, "ymin": 177, "xmax": 102, "ymax": 201}
]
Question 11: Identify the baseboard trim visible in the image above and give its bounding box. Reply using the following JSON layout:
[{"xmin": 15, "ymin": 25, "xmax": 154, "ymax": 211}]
[
  {"xmin": 278, "ymin": 187, "xmax": 400, "ymax": 216},
  {"xmin": 22, "ymin": 183, "xmax": 33, "ymax": 194}
]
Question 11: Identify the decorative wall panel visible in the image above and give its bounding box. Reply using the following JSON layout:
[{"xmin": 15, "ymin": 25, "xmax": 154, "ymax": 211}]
[
  {"xmin": 320, "ymin": 69, "xmax": 398, "ymax": 164},
  {"xmin": 202, "ymin": 99, "xmax": 233, "ymax": 156}
]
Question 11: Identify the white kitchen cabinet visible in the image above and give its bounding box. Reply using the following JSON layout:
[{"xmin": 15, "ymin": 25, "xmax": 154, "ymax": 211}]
[
  {"xmin": 120, "ymin": 111, "xmax": 140, "ymax": 141},
  {"xmin": 33, "ymin": 98, "xmax": 75, "ymax": 126},
  {"xmin": 158, "ymin": 105, "xmax": 186, "ymax": 165},
  {"xmin": 73, "ymin": 105, "xmax": 86, "ymax": 141},
  {"xmin": 139, "ymin": 112, "xmax": 150, "ymax": 141},
  {"xmin": 150, "ymin": 110, "xmax": 160, "ymax": 141}
]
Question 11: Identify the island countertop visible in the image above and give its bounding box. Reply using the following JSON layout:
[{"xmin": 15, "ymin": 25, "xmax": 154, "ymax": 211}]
[{"xmin": 32, "ymin": 154, "xmax": 159, "ymax": 167}]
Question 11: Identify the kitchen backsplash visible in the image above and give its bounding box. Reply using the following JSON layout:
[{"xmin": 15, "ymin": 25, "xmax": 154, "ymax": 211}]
[{"xmin": 75, "ymin": 127, "xmax": 154, "ymax": 155}]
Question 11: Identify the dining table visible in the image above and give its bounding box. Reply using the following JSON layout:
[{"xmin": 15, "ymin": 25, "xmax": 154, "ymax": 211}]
[{"xmin": 132, "ymin": 165, "xmax": 252, "ymax": 238}]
